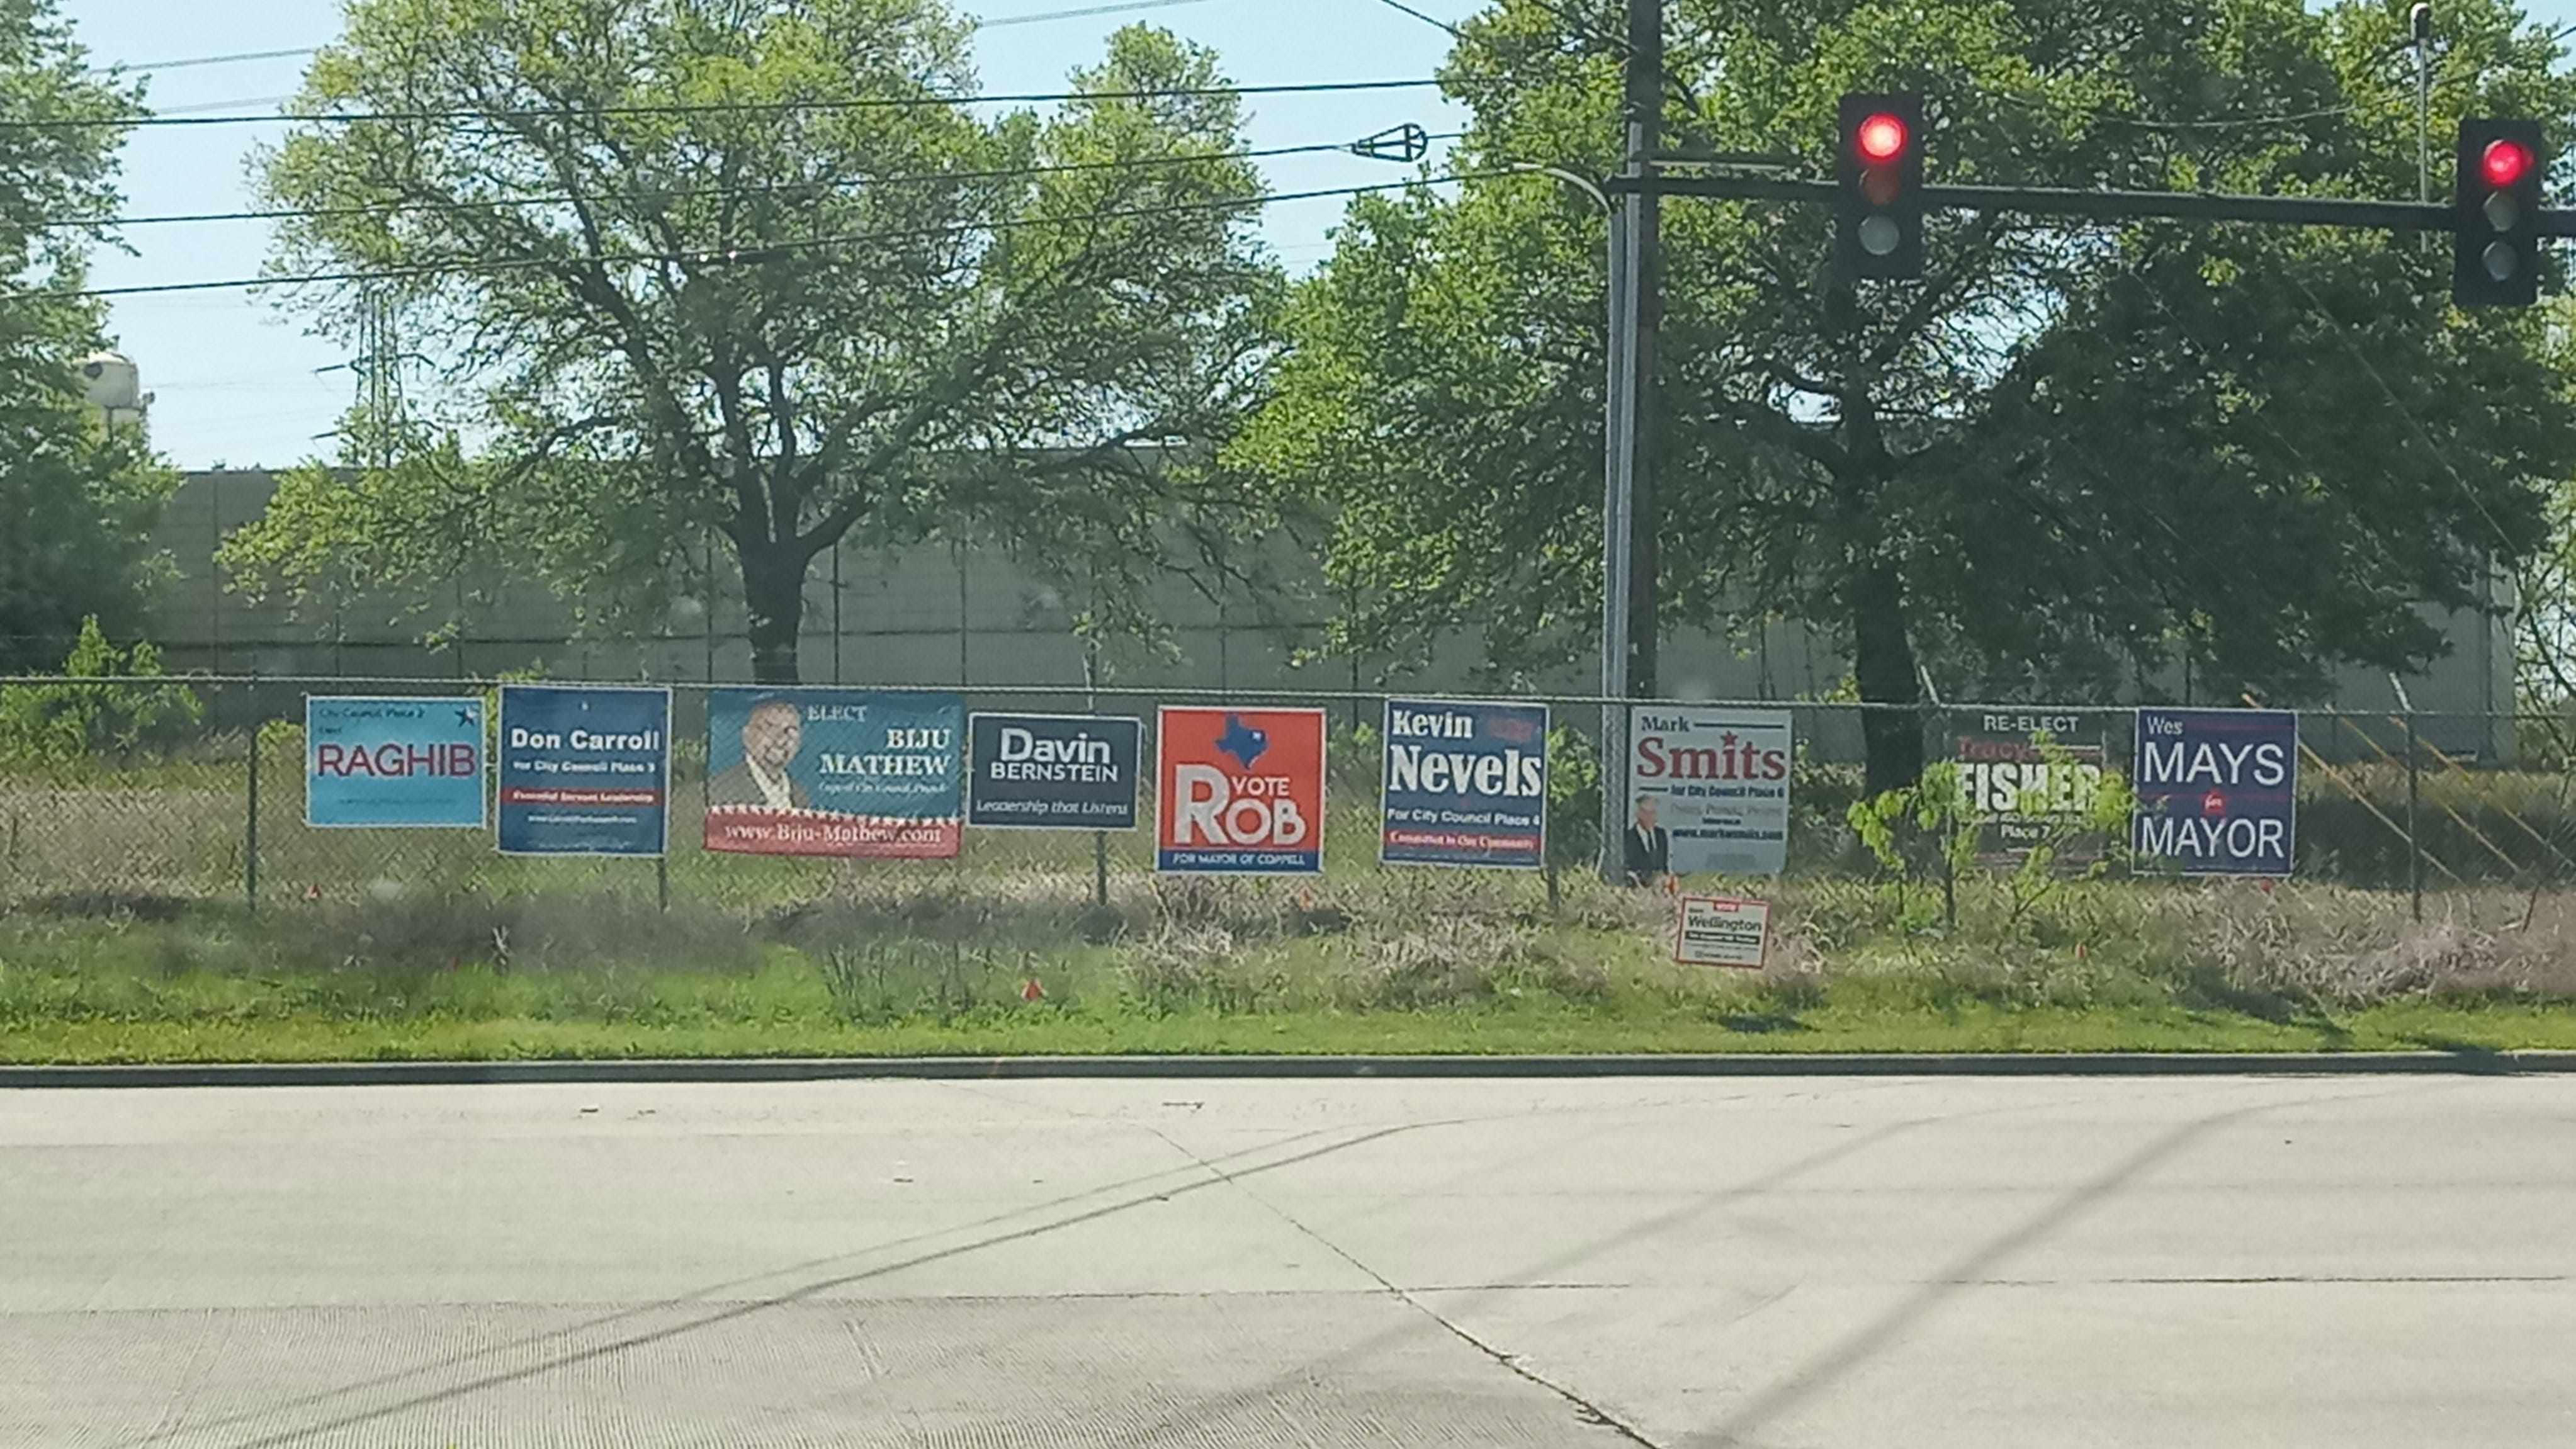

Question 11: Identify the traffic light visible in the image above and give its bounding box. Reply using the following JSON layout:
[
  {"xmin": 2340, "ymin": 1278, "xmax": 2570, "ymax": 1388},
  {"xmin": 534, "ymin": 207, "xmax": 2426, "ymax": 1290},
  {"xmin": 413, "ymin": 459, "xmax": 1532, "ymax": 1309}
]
[
  {"xmin": 1836, "ymin": 93, "xmax": 1924, "ymax": 283},
  {"xmin": 2455, "ymin": 118, "xmax": 2543, "ymax": 307}
]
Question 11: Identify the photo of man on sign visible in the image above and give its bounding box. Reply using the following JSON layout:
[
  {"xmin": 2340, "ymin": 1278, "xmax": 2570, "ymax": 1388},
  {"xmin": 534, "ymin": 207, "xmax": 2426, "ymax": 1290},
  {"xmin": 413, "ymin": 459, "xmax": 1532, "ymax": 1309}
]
[{"xmin": 707, "ymin": 697, "xmax": 812, "ymax": 811}]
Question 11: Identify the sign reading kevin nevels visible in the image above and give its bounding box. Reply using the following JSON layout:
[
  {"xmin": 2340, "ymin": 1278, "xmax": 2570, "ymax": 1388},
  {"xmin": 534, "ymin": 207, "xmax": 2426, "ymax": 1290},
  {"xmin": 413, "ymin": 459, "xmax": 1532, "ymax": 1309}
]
[
  {"xmin": 966, "ymin": 713, "xmax": 1141, "ymax": 830},
  {"xmin": 1379, "ymin": 699, "xmax": 1549, "ymax": 869}
]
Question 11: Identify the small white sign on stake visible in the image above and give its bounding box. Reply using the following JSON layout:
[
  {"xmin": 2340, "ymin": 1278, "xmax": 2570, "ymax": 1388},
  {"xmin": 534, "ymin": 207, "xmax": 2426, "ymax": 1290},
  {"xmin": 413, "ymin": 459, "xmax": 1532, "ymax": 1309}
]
[{"xmin": 1675, "ymin": 896, "xmax": 1771, "ymax": 969}]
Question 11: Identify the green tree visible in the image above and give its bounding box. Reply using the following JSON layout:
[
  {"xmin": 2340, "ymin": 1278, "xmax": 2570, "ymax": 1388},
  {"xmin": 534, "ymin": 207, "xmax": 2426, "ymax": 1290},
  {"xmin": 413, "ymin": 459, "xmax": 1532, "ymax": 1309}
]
[
  {"xmin": 1234, "ymin": 0, "xmax": 2576, "ymax": 791},
  {"xmin": 0, "ymin": 0, "xmax": 173, "ymax": 675},
  {"xmin": 223, "ymin": 0, "xmax": 1278, "ymax": 680}
]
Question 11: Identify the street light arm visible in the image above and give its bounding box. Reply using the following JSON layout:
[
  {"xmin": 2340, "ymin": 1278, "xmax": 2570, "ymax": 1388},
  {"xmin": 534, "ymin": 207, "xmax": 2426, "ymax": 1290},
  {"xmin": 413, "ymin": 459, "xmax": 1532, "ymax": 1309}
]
[{"xmin": 1506, "ymin": 162, "xmax": 1613, "ymax": 213}]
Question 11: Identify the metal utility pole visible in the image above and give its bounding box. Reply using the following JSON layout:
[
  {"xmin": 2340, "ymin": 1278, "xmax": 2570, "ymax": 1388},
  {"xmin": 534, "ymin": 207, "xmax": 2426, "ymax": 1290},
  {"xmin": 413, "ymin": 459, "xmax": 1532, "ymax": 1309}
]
[
  {"xmin": 1599, "ymin": 0, "xmax": 1663, "ymax": 882},
  {"xmin": 2414, "ymin": 3, "xmax": 2434, "ymax": 206}
]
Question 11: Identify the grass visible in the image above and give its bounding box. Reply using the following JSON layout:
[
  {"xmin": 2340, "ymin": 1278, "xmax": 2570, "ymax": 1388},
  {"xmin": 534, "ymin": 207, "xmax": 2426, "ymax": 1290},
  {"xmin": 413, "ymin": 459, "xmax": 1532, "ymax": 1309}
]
[{"xmin": 9, "ymin": 868, "xmax": 2576, "ymax": 1063}]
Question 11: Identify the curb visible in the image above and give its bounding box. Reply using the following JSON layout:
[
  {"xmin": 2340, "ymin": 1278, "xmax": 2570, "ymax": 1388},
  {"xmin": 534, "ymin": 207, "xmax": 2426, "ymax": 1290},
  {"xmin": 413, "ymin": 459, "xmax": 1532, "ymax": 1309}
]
[{"xmin": 5, "ymin": 1051, "xmax": 2576, "ymax": 1088}]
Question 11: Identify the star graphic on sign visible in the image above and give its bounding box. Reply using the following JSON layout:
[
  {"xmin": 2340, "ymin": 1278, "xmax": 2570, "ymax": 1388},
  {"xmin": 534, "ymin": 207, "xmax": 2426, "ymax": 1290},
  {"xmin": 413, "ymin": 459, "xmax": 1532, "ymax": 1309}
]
[
  {"xmin": 456, "ymin": 706, "xmax": 480, "ymax": 728},
  {"xmin": 1215, "ymin": 715, "xmax": 1268, "ymax": 770}
]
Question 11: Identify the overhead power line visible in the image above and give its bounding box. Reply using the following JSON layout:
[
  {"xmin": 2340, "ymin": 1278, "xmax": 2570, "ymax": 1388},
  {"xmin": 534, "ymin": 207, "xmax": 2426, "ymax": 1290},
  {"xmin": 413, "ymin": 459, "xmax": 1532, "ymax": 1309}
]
[
  {"xmin": 106, "ymin": 47, "xmax": 320, "ymax": 74},
  {"xmin": 45, "ymin": 132, "xmax": 1460, "ymax": 231},
  {"xmin": 983, "ymin": 0, "xmax": 1217, "ymax": 24},
  {"xmin": 45, "ymin": 169, "xmax": 1497, "ymax": 300},
  {"xmin": 6, "ymin": 76, "xmax": 1459, "ymax": 132}
]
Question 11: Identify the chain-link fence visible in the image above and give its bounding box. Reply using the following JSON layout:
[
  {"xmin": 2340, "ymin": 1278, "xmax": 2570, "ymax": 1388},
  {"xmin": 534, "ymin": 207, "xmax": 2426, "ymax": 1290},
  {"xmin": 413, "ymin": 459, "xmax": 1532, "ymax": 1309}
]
[{"xmin": 3, "ymin": 674, "xmax": 2571, "ymax": 918}]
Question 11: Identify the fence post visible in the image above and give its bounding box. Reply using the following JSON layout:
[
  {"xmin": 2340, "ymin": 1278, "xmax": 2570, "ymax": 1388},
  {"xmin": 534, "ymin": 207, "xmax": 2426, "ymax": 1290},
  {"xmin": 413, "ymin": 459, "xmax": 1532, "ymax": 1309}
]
[
  {"xmin": 244, "ymin": 683, "xmax": 261, "ymax": 914},
  {"xmin": 2392, "ymin": 676, "xmax": 2422, "ymax": 923}
]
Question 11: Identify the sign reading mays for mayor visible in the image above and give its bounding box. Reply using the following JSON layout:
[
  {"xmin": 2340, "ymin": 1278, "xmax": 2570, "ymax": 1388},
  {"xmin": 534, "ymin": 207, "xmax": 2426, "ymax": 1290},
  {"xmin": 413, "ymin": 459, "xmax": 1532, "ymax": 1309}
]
[
  {"xmin": 2132, "ymin": 708, "xmax": 2296, "ymax": 877},
  {"xmin": 1629, "ymin": 708, "xmax": 1794, "ymax": 876},
  {"xmin": 305, "ymin": 696, "xmax": 488, "ymax": 828},
  {"xmin": 1379, "ymin": 699, "xmax": 1548, "ymax": 869},
  {"xmin": 966, "ymin": 714, "xmax": 1141, "ymax": 831},
  {"xmin": 706, "ymin": 690, "xmax": 963, "ymax": 859}
]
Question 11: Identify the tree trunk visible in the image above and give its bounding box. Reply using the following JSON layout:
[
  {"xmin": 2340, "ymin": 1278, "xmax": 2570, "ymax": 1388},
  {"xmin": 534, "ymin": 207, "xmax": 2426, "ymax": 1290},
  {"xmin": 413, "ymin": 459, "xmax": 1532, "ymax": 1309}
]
[
  {"xmin": 741, "ymin": 543, "xmax": 806, "ymax": 685},
  {"xmin": 1850, "ymin": 559, "xmax": 1923, "ymax": 797}
]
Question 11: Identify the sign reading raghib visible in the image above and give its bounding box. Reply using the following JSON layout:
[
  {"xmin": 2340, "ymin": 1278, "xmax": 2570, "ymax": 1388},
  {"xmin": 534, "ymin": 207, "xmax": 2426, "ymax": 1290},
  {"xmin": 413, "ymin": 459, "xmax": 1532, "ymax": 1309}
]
[
  {"xmin": 967, "ymin": 713, "xmax": 1142, "ymax": 831},
  {"xmin": 1627, "ymin": 708, "xmax": 1794, "ymax": 877},
  {"xmin": 704, "ymin": 689, "xmax": 963, "ymax": 859},
  {"xmin": 305, "ymin": 696, "xmax": 487, "ymax": 829},
  {"xmin": 1156, "ymin": 707, "xmax": 1325, "ymax": 874},
  {"xmin": 1379, "ymin": 699, "xmax": 1548, "ymax": 869},
  {"xmin": 496, "ymin": 685, "xmax": 671, "ymax": 857},
  {"xmin": 2132, "ymin": 708, "xmax": 2296, "ymax": 876}
]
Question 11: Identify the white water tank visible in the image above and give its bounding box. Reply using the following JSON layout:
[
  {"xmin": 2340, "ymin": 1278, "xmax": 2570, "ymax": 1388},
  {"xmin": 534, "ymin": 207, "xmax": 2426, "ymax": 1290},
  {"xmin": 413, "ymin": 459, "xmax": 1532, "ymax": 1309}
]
[{"xmin": 76, "ymin": 351, "xmax": 151, "ymax": 427}]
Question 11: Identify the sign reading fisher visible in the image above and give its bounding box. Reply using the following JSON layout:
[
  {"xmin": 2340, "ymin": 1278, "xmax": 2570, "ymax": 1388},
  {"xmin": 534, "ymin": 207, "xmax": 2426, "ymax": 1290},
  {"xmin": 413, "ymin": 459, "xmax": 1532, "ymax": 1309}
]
[
  {"xmin": 967, "ymin": 713, "xmax": 1141, "ymax": 830},
  {"xmin": 1953, "ymin": 711, "xmax": 2108, "ymax": 871},
  {"xmin": 705, "ymin": 689, "xmax": 962, "ymax": 858},
  {"xmin": 305, "ymin": 696, "xmax": 487, "ymax": 828},
  {"xmin": 1156, "ymin": 706, "xmax": 1325, "ymax": 874},
  {"xmin": 1379, "ymin": 699, "xmax": 1549, "ymax": 869},
  {"xmin": 497, "ymin": 685, "xmax": 670, "ymax": 857},
  {"xmin": 1627, "ymin": 708, "xmax": 1794, "ymax": 877},
  {"xmin": 2132, "ymin": 708, "xmax": 2296, "ymax": 876}
]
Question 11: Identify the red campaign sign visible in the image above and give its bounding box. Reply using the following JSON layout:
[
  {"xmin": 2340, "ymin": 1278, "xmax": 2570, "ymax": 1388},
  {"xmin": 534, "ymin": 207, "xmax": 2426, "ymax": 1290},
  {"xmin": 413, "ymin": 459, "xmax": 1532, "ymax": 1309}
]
[{"xmin": 1156, "ymin": 708, "xmax": 1326, "ymax": 875}]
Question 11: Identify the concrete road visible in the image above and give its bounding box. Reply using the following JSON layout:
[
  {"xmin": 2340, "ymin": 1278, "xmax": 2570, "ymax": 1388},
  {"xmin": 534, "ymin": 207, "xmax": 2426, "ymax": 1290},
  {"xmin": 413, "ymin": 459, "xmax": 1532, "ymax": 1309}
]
[{"xmin": 3, "ymin": 1073, "xmax": 2572, "ymax": 1447}]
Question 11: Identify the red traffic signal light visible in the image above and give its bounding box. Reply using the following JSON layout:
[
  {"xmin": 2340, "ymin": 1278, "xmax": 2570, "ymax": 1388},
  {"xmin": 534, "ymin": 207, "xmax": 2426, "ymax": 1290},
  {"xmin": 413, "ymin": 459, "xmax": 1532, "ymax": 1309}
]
[
  {"xmin": 2483, "ymin": 138, "xmax": 2533, "ymax": 188},
  {"xmin": 1855, "ymin": 113, "xmax": 1909, "ymax": 164},
  {"xmin": 2456, "ymin": 118, "xmax": 2544, "ymax": 307},
  {"xmin": 1836, "ymin": 93, "xmax": 1924, "ymax": 282}
]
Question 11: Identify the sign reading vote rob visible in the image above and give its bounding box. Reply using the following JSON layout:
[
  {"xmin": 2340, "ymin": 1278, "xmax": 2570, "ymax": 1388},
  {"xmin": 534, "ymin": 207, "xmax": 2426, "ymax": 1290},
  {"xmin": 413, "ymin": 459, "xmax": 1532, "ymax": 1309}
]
[
  {"xmin": 305, "ymin": 696, "xmax": 487, "ymax": 828},
  {"xmin": 2132, "ymin": 708, "xmax": 2296, "ymax": 877},
  {"xmin": 497, "ymin": 685, "xmax": 671, "ymax": 857},
  {"xmin": 1379, "ymin": 699, "xmax": 1548, "ymax": 868},
  {"xmin": 1156, "ymin": 707, "xmax": 1325, "ymax": 874},
  {"xmin": 967, "ymin": 713, "xmax": 1141, "ymax": 830}
]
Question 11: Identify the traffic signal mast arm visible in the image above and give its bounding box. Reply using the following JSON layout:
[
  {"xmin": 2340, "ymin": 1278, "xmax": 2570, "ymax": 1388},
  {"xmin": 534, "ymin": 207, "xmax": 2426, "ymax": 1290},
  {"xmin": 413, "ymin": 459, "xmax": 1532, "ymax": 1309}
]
[{"xmin": 1615, "ymin": 171, "xmax": 2576, "ymax": 236}]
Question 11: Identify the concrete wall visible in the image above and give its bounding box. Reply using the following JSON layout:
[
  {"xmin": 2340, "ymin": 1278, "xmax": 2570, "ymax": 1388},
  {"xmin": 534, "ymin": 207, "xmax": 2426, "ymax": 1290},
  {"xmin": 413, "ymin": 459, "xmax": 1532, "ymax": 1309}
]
[{"xmin": 149, "ymin": 469, "xmax": 2519, "ymax": 761}]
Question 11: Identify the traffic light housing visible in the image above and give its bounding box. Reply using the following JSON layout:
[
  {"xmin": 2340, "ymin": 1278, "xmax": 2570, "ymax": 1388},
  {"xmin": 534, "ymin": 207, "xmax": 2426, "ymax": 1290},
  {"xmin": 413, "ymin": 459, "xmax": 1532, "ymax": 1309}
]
[
  {"xmin": 2455, "ymin": 118, "xmax": 2543, "ymax": 307},
  {"xmin": 1837, "ymin": 93, "xmax": 1924, "ymax": 282}
]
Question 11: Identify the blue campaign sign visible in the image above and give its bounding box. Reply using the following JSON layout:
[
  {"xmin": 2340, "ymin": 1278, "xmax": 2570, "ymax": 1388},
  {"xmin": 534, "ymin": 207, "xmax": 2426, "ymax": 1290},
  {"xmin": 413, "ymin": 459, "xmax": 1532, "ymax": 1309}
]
[
  {"xmin": 496, "ymin": 685, "xmax": 671, "ymax": 857},
  {"xmin": 704, "ymin": 689, "xmax": 963, "ymax": 857},
  {"xmin": 305, "ymin": 696, "xmax": 487, "ymax": 828},
  {"xmin": 2132, "ymin": 708, "xmax": 2297, "ymax": 876},
  {"xmin": 1379, "ymin": 699, "xmax": 1549, "ymax": 869},
  {"xmin": 967, "ymin": 713, "xmax": 1141, "ymax": 830}
]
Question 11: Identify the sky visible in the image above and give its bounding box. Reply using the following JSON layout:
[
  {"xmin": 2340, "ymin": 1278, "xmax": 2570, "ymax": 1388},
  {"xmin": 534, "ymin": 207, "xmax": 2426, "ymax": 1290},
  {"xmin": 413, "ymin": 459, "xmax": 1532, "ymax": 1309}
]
[
  {"xmin": 59, "ymin": 0, "xmax": 1478, "ymax": 471},
  {"xmin": 56, "ymin": 0, "xmax": 2576, "ymax": 471}
]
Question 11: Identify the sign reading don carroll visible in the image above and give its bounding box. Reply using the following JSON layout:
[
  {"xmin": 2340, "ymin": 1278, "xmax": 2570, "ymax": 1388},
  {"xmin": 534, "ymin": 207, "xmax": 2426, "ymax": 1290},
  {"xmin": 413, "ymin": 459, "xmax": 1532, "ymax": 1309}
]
[
  {"xmin": 497, "ymin": 685, "xmax": 670, "ymax": 857},
  {"xmin": 1627, "ymin": 708, "xmax": 1794, "ymax": 877},
  {"xmin": 1379, "ymin": 699, "xmax": 1547, "ymax": 868},
  {"xmin": 967, "ymin": 714, "xmax": 1141, "ymax": 830},
  {"xmin": 705, "ymin": 689, "xmax": 962, "ymax": 859},
  {"xmin": 305, "ymin": 696, "xmax": 487, "ymax": 828}
]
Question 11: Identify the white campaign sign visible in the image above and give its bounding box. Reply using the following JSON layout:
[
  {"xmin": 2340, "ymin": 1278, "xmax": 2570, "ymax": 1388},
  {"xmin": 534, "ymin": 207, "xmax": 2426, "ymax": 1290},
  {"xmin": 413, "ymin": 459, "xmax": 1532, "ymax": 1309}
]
[{"xmin": 1675, "ymin": 896, "xmax": 1771, "ymax": 969}]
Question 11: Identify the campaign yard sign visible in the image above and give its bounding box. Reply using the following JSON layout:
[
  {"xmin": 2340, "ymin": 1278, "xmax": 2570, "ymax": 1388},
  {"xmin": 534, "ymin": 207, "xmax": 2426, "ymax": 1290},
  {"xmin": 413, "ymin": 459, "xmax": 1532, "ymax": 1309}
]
[
  {"xmin": 705, "ymin": 689, "xmax": 963, "ymax": 859},
  {"xmin": 967, "ymin": 713, "xmax": 1141, "ymax": 830},
  {"xmin": 1379, "ymin": 699, "xmax": 1548, "ymax": 869},
  {"xmin": 305, "ymin": 696, "xmax": 487, "ymax": 828},
  {"xmin": 497, "ymin": 685, "xmax": 670, "ymax": 857},
  {"xmin": 1627, "ymin": 708, "xmax": 1794, "ymax": 876},
  {"xmin": 1953, "ymin": 711, "xmax": 2109, "ymax": 871},
  {"xmin": 2132, "ymin": 708, "xmax": 2296, "ymax": 876},
  {"xmin": 1156, "ymin": 707, "xmax": 1325, "ymax": 874},
  {"xmin": 1674, "ymin": 896, "xmax": 1771, "ymax": 969}
]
